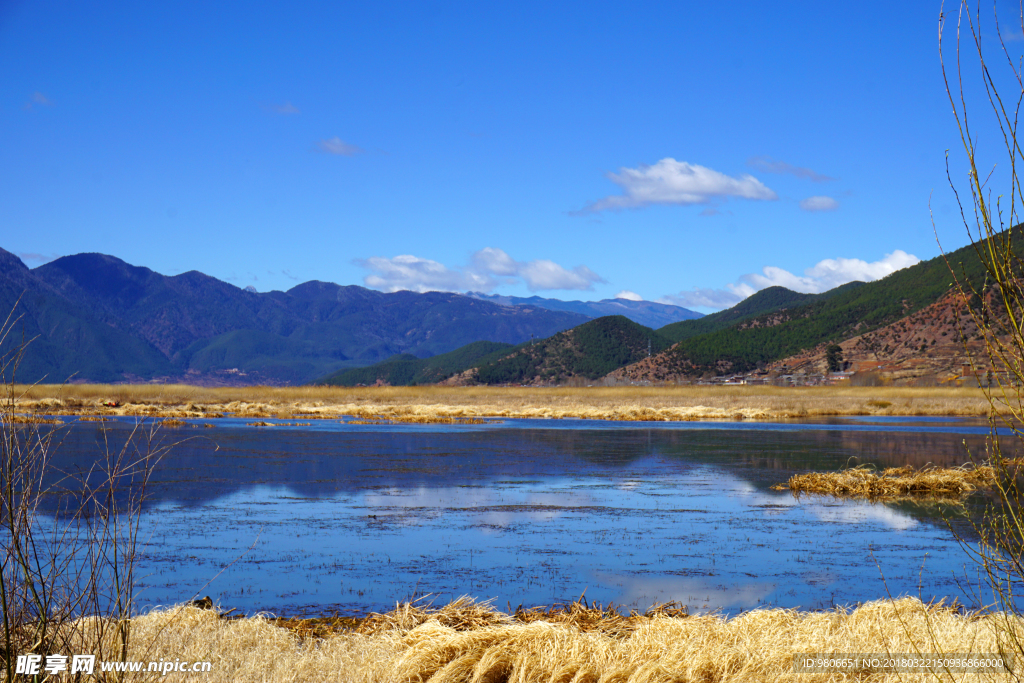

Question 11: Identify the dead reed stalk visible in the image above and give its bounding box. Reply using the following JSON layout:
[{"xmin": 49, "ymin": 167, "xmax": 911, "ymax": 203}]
[{"xmin": 0, "ymin": 308, "xmax": 172, "ymax": 681}]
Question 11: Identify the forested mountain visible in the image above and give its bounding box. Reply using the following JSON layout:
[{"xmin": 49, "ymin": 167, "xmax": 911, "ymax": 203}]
[
  {"xmin": 658, "ymin": 285, "xmax": 855, "ymax": 343},
  {"xmin": 626, "ymin": 237, "xmax": 1012, "ymax": 379},
  {"xmin": 336, "ymin": 235, "xmax": 1015, "ymax": 387},
  {"xmin": 3, "ymin": 233, "xmax": 1005, "ymax": 387},
  {"xmin": 0, "ymin": 249, "xmax": 590, "ymax": 385},
  {"xmin": 470, "ymin": 316, "xmax": 672, "ymax": 385},
  {"xmin": 317, "ymin": 341, "xmax": 515, "ymax": 386}
]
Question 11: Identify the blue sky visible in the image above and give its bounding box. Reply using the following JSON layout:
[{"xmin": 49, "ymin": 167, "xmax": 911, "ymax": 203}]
[{"xmin": 1, "ymin": 1, "xmax": 1018, "ymax": 311}]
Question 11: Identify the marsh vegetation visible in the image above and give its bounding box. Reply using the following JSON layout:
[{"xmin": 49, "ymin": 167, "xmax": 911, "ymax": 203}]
[
  {"xmin": 773, "ymin": 462, "xmax": 998, "ymax": 500},
  {"xmin": 9, "ymin": 383, "xmax": 993, "ymax": 423}
]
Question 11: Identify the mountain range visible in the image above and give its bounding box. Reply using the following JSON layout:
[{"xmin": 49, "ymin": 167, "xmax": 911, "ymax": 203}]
[
  {"xmin": 3, "ymin": 235, "xmax": 998, "ymax": 388},
  {"xmin": 465, "ymin": 293, "xmax": 702, "ymax": 328},
  {"xmin": 328, "ymin": 236, "xmax": 1004, "ymax": 387},
  {"xmin": 0, "ymin": 248, "xmax": 699, "ymax": 385}
]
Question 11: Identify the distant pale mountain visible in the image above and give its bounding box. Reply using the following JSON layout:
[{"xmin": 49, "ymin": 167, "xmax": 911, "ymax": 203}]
[
  {"xmin": 465, "ymin": 292, "xmax": 702, "ymax": 328},
  {"xmin": 0, "ymin": 249, "xmax": 590, "ymax": 385}
]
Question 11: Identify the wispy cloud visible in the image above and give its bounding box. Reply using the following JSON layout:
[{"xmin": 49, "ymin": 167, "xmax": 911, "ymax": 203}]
[
  {"xmin": 576, "ymin": 158, "xmax": 777, "ymax": 214},
  {"xmin": 999, "ymin": 26, "xmax": 1024, "ymax": 42},
  {"xmin": 316, "ymin": 137, "xmax": 365, "ymax": 156},
  {"xmin": 23, "ymin": 91, "xmax": 53, "ymax": 111},
  {"xmin": 17, "ymin": 252, "xmax": 59, "ymax": 264},
  {"xmin": 614, "ymin": 290, "xmax": 643, "ymax": 301},
  {"xmin": 799, "ymin": 195, "xmax": 839, "ymax": 212},
  {"xmin": 357, "ymin": 248, "xmax": 605, "ymax": 293},
  {"xmin": 659, "ymin": 250, "xmax": 920, "ymax": 311},
  {"xmin": 264, "ymin": 101, "xmax": 300, "ymax": 115},
  {"xmin": 746, "ymin": 155, "xmax": 835, "ymax": 182}
]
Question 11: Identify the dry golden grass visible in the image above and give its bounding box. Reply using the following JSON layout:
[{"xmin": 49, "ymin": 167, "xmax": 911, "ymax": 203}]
[
  {"xmin": 346, "ymin": 415, "xmax": 492, "ymax": 425},
  {"xmin": 773, "ymin": 463, "xmax": 999, "ymax": 499},
  {"xmin": 7, "ymin": 414, "xmax": 62, "ymax": 424},
  {"xmin": 9, "ymin": 384, "xmax": 993, "ymax": 421},
  {"xmin": 245, "ymin": 421, "xmax": 313, "ymax": 427},
  {"xmin": 64, "ymin": 597, "xmax": 1020, "ymax": 682}
]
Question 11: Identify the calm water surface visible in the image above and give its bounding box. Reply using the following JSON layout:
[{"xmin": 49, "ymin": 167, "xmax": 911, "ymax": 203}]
[{"xmin": 45, "ymin": 416, "xmax": 1007, "ymax": 616}]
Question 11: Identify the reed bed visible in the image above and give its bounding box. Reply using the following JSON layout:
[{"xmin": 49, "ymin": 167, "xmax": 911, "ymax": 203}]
[
  {"xmin": 346, "ymin": 415, "xmax": 492, "ymax": 425},
  {"xmin": 8, "ymin": 414, "xmax": 62, "ymax": 424},
  {"xmin": 10, "ymin": 385, "xmax": 992, "ymax": 421},
  {"xmin": 773, "ymin": 463, "xmax": 997, "ymax": 499},
  {"xmin": 64, "ymin": 597, "xmax": 1020, "ymax": 682},
  {"xmin": 246, "ymin": 421, "xmax": 313, "ymax": 427}
]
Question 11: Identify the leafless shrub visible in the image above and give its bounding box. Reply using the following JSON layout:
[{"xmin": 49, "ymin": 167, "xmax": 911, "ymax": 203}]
[{"xmin": 0, "ymin": 308, "xmax": 169, "ymax": 680}]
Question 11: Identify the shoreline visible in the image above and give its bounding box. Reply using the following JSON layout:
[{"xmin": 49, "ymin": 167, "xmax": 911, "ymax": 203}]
[{"xmin": 9, "ymin": 384, "xmax": 998, "ymax": 422}]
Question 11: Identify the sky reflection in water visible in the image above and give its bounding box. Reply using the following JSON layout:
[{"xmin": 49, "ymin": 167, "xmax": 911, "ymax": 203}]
[{"xmin": 47, "ymin": 416, "xmax": 1000, "ymax": 616}]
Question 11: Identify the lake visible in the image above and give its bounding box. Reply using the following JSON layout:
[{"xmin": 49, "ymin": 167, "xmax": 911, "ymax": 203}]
[{"xmin": 39, "ymin": 415, "xmax": 1006, "ymax": 617}]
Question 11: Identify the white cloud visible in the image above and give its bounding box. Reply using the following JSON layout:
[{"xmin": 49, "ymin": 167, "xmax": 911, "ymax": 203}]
[
  {"xmin": 659, "ymin": 250, "xmax": 921, "ymax": 311},
  {"xmin": 747, "ymin": 156, "xmax": 835, "ymax": 182},
  {"xmin": 800, "ymin": 195, "xmax": 839, "ymax": 212},
  {"xmin": 265, "ymin": 101, "xmax": 300, "ymax": 115},
  {"xmin": 357, "ymin": 255, "xmax": 492, "ymax": 293},
  {"xmin": 316, "ymin": 137, "xmax": 365, "ymax": 156},
  {"xmin": 658, "ymin": 286, "xmax": 751, "ymax": 310},
  {"xmin": 615, "ymin": 290, "xmax": 643, "ymax": 301},
  {"xmin": 518, "ymin": 260, "xmax": 603, "ymax": 291},
  {"xmin": 578, "ymin": 158, "xmax": 777, "ymax": 213},
  {"xmin": 746, "ymin": 250, "xmax": 920, "ymax": 292},
  {"xmin": 471, "ymin": 247, "xmax": 518, "ymax": 276},
  {"xmin": 358, "ymin": 248, "xmax": 606, "ymax": 293}
]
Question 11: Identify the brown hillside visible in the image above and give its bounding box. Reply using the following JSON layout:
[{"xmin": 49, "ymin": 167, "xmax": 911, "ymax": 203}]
[
  {"xmin": 609, "ymin": 288, "xmax": 1000, "ymax": 385},
  {"xmin": 772, "ymin": 288, "xmax": 992, "ymax": 383}
]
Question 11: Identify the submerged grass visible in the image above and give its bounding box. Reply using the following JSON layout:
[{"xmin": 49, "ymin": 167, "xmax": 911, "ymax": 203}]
[
  {"xmin": 70, "ymin": 597, "xmax": 1020, "ymax": 682},
  {"xmin": 10, "ymin": 384, "xmax": 993, "ymax": 421},
  {"xmin": 773, "ymin": 463, "xmax": 997, "ymax": 499}
]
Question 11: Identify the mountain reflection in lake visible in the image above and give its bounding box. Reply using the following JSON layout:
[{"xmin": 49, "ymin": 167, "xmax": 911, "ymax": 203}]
[{"xmin": 43, "ymin": 416, "xmax": 1003, "ymax": 616}]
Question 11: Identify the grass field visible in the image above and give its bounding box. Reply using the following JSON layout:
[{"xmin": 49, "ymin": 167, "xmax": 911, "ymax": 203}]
[
  {"xmin": 65, "ymin": 597, "xmax": 1020, "ymax": 682},
  {"xmin": 10, "ymin": 384, "xmax": 994, "ymax": 421}
]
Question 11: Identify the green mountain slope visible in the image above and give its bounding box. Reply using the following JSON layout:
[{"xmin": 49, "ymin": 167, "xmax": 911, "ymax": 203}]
[
  {"xmin": 657, "ymin": 239, "xmax": 1005, "ymax": 376},
  {"xmin": 0, "ymin": 251, "xmax": 174, "ymax": 383},
  {"xmin": 318, "ymin": 341, "xmax": 515, "ymax": 386},
  {"xmin": 657, "ymin": 285, "xmax": 861, "ymax": 343},
  {"xmin": 474, "ymin": 316, "xmax": 673, "ymax": 385}
]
